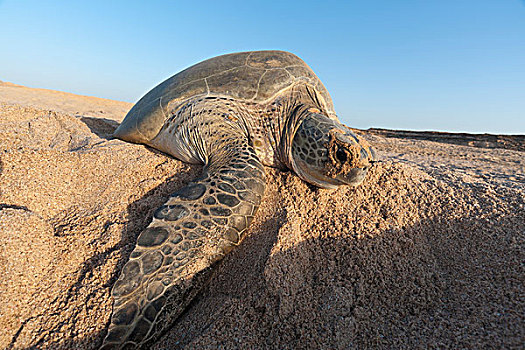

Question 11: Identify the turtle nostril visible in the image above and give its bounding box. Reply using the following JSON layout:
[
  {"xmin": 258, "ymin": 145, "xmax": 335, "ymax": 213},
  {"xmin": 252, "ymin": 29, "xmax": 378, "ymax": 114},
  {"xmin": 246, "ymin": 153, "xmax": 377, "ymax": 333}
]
[{"xmin": 336, "ymin": 147, "xmax": 347, "ymax": 162}]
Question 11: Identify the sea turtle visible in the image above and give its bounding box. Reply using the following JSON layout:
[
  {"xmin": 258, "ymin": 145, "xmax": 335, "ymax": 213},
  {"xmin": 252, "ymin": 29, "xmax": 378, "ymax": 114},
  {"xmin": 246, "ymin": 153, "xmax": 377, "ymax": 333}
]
[{"xmin": 101, "ymin": 50, "xmax": 375, "ymax": 349}]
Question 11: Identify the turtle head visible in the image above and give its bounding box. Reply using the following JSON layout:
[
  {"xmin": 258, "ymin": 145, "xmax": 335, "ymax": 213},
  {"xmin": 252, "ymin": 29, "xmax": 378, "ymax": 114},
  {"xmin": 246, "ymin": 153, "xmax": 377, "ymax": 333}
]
[{"xmin": 290, "ymin": 110, "xmax": 375, "ymax": 189}]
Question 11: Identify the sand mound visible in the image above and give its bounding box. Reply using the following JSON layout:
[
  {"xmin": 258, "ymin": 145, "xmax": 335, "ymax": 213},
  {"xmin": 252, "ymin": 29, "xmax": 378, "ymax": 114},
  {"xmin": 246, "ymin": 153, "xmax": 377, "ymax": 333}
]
[{"xmin": 0, "ymin": 85, "xmax": 523, "ymax": 349}]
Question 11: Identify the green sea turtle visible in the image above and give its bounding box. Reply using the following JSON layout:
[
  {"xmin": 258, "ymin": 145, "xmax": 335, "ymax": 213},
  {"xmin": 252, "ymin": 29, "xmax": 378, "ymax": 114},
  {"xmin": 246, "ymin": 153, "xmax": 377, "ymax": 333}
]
[{"xmin": 101, "ymin": 50, "xmax": 375, "ymax": 349}]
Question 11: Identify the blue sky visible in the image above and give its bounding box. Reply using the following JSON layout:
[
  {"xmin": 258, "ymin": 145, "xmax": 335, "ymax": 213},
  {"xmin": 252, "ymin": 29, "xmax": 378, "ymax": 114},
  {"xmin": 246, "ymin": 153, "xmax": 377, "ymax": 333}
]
[{"xmin": 1, "ymin": 0, "xmax": 524, "ymax": 134}]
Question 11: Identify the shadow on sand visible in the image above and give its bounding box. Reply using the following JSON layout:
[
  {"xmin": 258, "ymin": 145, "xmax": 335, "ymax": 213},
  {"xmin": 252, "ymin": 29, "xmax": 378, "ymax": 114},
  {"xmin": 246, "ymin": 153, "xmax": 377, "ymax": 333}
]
[{"xmin": 78, "ymin": 116, "xmax": 120, "ymax": 140}]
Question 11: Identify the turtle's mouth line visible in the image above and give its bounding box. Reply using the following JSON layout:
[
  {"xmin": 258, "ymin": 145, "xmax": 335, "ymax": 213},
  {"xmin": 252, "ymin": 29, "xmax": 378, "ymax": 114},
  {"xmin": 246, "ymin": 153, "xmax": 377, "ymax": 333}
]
[
  {"xmin": 291, "ymin": 158, "xmax": 341, "ymax": 189},
  {"xmin": 334, "ymin": 164, "xmax": 373, "ymax": 187}
]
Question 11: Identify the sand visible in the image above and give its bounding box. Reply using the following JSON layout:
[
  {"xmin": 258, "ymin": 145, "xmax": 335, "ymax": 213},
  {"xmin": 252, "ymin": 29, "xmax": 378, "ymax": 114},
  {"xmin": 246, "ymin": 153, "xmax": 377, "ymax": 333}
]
[{"xmin": 0, "ymin": 83, "xmax": 523, "ymax": 349}]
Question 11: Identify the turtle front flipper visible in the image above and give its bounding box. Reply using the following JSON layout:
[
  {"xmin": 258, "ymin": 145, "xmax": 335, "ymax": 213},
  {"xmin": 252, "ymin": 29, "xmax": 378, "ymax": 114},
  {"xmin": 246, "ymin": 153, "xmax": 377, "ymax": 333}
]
[{"xmin": 100, "ymin": 140, "xmax": 266, "ymax": 349}]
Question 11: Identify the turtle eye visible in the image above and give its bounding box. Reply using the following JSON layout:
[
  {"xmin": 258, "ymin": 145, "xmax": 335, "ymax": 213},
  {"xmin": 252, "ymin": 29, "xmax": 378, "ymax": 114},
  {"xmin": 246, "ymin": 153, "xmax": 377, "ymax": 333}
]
[{"xmin": 336, "ymin": 147, "xmax": 347, "ymax": 162}]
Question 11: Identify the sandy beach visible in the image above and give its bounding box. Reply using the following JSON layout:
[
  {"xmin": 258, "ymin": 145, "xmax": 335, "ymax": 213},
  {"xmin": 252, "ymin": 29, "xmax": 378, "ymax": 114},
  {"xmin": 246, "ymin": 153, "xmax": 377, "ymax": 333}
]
[{"xmin": 0, "ymin": 82, "xmax": 523, "ymax": 349}]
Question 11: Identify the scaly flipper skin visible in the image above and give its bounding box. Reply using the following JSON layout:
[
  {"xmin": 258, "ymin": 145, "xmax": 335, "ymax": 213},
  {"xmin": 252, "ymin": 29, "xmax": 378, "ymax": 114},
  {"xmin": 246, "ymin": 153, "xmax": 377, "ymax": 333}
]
[{"xmin": 101, "ymin": 121, "xmax": 265, "ymax": 349}]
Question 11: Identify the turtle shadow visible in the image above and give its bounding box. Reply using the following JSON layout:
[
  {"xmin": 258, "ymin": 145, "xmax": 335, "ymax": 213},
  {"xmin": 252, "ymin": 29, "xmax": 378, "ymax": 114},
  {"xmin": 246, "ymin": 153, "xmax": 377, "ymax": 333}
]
[{"xmin": 77, "ymin": 115, "xmax": 120, "ymax": 140}]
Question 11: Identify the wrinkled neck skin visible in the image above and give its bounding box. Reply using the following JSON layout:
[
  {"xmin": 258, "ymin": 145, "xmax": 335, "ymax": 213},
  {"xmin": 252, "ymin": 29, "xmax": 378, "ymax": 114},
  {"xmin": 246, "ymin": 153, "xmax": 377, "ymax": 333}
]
[
  {"xmin": 284, "ymin": 108, "xmax": 375, "ymax": 189},
  {"xmin": 274, "ymin": 103, "xmax": 314, "ymax": 170}
]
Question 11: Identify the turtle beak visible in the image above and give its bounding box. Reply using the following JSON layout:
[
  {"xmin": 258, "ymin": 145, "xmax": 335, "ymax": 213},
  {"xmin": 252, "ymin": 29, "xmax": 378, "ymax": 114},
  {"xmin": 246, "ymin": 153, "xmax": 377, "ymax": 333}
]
[
  {"xmin": 331, "ymin": 131, "xmax": 375, "ymax": 186},
  {"xmin": 336, "ymin": 167, "xmax": 368, "ymax": 186}
]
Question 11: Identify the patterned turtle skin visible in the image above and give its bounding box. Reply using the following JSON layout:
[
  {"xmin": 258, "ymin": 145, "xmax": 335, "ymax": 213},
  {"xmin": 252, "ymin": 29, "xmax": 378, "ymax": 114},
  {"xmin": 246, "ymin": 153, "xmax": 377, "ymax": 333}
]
[{"xmin": 102, "ymin": 50, "xmax": 374, "ymax": 349}]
